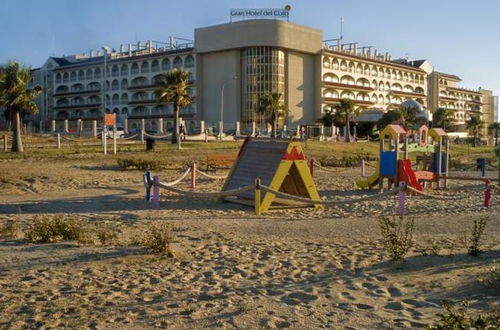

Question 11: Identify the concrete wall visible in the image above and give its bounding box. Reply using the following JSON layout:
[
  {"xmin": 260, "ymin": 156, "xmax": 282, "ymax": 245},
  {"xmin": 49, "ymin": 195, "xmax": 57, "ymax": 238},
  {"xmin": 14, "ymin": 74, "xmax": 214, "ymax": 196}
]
[
  {"xmin": 197, "ymin": 50, "xmax": 241, "ymax": 126},
  {"xmin": 286, "ymin": 51, "xmax": 318, "ymax": 125},
  {"xmin": 195, "ymin": 19, "xmax": 322, "ymax": 55}
]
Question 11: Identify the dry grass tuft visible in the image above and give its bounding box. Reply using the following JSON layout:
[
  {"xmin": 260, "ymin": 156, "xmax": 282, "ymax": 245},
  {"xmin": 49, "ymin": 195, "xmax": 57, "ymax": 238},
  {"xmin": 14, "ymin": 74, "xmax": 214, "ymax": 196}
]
[
  {"xmin": 141, "ymin": 221, "xmax": 175, "ymax": 257},
  {"xmin": 25, "ymin": 215, "xmax": 88, "ymax": 243}
]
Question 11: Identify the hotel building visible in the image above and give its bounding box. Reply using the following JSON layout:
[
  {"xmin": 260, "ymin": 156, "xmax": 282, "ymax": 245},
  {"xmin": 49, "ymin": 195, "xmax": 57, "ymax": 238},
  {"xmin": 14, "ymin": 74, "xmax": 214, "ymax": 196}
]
[{"xmin": 22, "ymin": 18, "xmax": 496, "ymax": 135}]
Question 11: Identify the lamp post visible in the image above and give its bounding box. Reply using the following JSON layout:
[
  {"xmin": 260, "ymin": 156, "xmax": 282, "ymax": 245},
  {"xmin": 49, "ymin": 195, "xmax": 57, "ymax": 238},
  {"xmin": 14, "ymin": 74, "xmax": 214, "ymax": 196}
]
[
  {"xmin": 220, "ymin": 76, "xmax": 237, "ymax": 140},
  {"xmin": 101, "ymin": 46, "xmax": 111, "ymax": 133}
]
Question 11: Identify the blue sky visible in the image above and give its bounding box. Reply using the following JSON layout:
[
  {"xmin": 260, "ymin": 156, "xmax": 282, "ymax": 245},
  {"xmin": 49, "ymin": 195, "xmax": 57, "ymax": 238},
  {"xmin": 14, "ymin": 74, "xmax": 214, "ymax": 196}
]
[{"xmin": 0, "ymin": 0, "xmax": 498, "ymax": 95}]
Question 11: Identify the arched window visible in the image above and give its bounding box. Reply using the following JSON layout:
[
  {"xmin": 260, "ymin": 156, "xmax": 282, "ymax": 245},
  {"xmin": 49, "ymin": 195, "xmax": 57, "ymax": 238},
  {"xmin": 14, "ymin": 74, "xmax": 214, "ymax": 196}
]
[
  {"xmin": 121, "ymin": 93, "xmax": 129, "ymax": 104},
  {"xmin": 151, "ymin": 60, "xmax": 160, "ymax": 72},
  {"xmin": 89, "ymin": 109, "xmax": 101, "ymax": 117},
  {"xmin": 161, "ymin": 58, "xmax": 171, "ymax": 71},
  {"xmin": 184, "ymin": 55, "xmax": 195, "ymax": 68},
  {"xmin": 111, "ymin": 65, "xmax": 119, "ymax": 77},
  {"xmin": 121, "ymin": 78, "xmax": 128, "ymax": 89},
  {"xmin": 340, "ymin": 60, "xmax": 347, "ymax": 71},
  {"xmin": 78, "ymin": 70, "xmax": 84, "ymax": 80},
  {"xmin": 131, "ymin": 76, "xmax": 148, "ymax": 87},
  {"xmin": 356, "ymin": 78, "xmax": 370, "ymax": 87},
  {"xmin": 332, "ymin": 59, "xmax": 339, "ymax": 70},
  {"xmin": 71, "ymin": 83, "xmax": 84, "ymax": 92},
  {"xmin": 112, "ymin": 94, "xmax": 119, "ymax": 105},
  {"xmin": 63, "ymin": 72, "xmax": 69, "ymax": 82},
  {"xmin": 322, "ymin": 89, "xmax": 339, "ymax": 98},
  {"xmin": 340, "ymin": 91, "xmax": 355, "ymax": 99},
  {"xmin": 132, "ymin": 91, "xmax": 148, "ymax": 101},
  {"xmin": 323, "ymin": 58, "xmax": 331, "ymax": 68},
  {"xmin": 173, "ymin": 56, "xmax": 183, "ymax": 68},
  {"xmin": 340, "ymin": 75, "xmax": 355, "ymax": 85},
  {"xmin": 56, "ymin": 85, "xmax": 68, "ymax": 93},
  {"xmin": 72, "ymin": 97, "xmax": 84, "ymax": 105},
  {"xmin": 391, "ymin": 83, "xmax": 403, "ymax": 91},
  {"xmin": 132, "ymin": 106, "xmax": 148, "ymax": 115},
  {"xmin": 86, "ymin": 69, "xmax": 93, "ymax": 80},
  {"xmin": 403, "ymin": 85, "xmax": 414, "ymax": 93},
  {"xmin": 152, "ymin": 74, "xmax": 163, "ymax": 85},
  {"xmin": 56, "ymin": 73, "xmax": 62, "ymax": 83},
  {"xmin": 120, "ymin": 64, "xmax": 128, "ymax": 76},
  {"xmin": 87, "ymin": 82, "xmax": 100, "ymax": 90},
  {"xmin": 57, "ymin": 111, "xmax": 69, "ymax": 119},
  {"xmin": 70, "ymin": 71, "xmax": 76, "ymax": 82},
  {"xmin": 94, "ymin": 68, "xmax": 101, "ymax": 79},
  {"xmin": 141, "ymin": 61, "xmax": 149, "ymax": 73},
  {"xmin": 356, "ymin": 63, "xmax": 363, "ymax": 74},
  {"xmin": 363, "ymin": 64, "xmax": 370, "ymax": 75},
  {"xmin": 88, "ymin": 95, "xmax": 100, "ymax": 104},
  {"xmin": 121, "ymin": 107, "xmax": 128, "ymax": 115},
  {"xmin": 56, "ymin": 98, "xmax": 69, "ymax": 106},
  {"xmin": 131, "ymin": 63, "xmax": 139, "ymax": 74},
  {"xmin": 322, "ymin": 73, "xmax": 339, "ymax": 83},
  {"xmin": 112, "ymin": 79, "xmax": 119, "ymax": 90}
]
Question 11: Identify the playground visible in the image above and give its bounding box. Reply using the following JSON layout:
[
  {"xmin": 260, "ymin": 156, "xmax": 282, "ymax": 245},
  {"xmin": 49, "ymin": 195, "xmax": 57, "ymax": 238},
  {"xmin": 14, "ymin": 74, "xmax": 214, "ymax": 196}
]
[{"xmin": 0, "ymin": 137, "xmax": 499, "ymax": 328}]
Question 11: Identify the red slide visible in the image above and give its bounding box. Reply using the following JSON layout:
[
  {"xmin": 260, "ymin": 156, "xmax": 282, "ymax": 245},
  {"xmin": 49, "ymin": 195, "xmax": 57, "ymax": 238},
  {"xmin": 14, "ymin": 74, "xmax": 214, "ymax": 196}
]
[{"xmin": 397, "ymin": 160, "xmax": 423, "ymax": 191}]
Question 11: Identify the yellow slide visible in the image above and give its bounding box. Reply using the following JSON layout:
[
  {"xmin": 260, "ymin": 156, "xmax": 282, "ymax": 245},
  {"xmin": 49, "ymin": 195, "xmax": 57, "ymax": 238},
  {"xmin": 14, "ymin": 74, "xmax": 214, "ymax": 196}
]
[{"xmin": 356, "ymin": 163, "xmax": 380, "ymax": 189}]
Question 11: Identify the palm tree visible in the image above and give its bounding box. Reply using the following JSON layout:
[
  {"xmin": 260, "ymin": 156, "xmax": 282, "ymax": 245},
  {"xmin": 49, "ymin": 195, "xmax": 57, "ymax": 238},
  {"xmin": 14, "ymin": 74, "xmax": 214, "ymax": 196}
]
[
  {"xmin": 0, "ymin": 61, "xmax": 41, "ymax": 152},
  {"xmin": 154, "ymin": 69, "xmax": 192, "ymax": 144},
  {"xmin": 432, "ymin": 107, "xmax": 456, "ymax": 130},
  {"xmin": 257, "ymin": 92, "xmax": 288, "ymax": 138},
  {"xmin": 333, "ymin": 98, "xmax": 358, "ymax": 142},
  {"xmin": 465, "ymin": 116, "xmax": 484, "ymax": 147},
  {"xmin": 488, "ymin": 122, "xmax": 500, "ymax": 147}
]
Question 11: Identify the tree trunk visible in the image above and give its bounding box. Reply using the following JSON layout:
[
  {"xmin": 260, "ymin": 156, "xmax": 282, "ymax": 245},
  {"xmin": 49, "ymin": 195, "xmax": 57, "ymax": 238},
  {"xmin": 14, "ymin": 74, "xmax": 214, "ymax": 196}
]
[
  {"xmin": 495, "ymin": 129, "xmax": 498, "ymax": 147},
  {"xmin": 345, "ymin": 114, "xmax": 351, "ymax": 142},
  {"xmin": 12, "ymin": 110, "xmax": 24, "ymax": 152},
  {"xmin": 171, "ymin": 104, "xmax": 179, "ymax": 144},
  {"xmin": 472, "ymin": 129, "xmax": 477, "ymax": 148},
  {"xmin": 272, "ymin": 117, "xmax": 277, "ymax": 139}
]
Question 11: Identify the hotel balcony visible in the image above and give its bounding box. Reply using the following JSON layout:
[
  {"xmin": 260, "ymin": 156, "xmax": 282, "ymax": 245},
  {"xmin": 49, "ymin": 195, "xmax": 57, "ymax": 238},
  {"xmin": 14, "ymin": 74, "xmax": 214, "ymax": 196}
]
[
  {"xmin": 53, "ymin": 103, "xmax": 102, "ymax": 109},
  {"xmin": 322, "ymin": 81, "xmax": 374, "ymax": 92},
  {"xmin": 389, "ymin": 90, "xmax": 426, "ymax": 98},
  {"xmin": 53, "ymin": 89, "xmax": 101, "ymax": 97},
  {"xmin": 322, "ymin": 97, "xmax": 374, "ymax": 106},
  {"xmin": 128, "ymin": 99, "xmax": 158, "ymax": 105}
]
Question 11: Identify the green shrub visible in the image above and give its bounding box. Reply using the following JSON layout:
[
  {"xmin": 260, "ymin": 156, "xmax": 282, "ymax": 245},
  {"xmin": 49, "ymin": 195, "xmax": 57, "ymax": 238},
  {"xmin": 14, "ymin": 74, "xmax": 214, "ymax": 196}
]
[
  {"xmin": 142, "ymin": 221, "xmax": 175, "ymax": 256},
  {"xmin": 466, "ymin": 217, "xmax": 489, "ymax": 256},
  {"xmin": 25, "ymin": 215, "xmax": 87, "ymax": 243},
  {"xmin": 427, "ymin": 301, "xmax": 499, "ymax": 329},
  {"xmin": 378, "ymin": 215, "xmax": 415, "ymax": 261},
  {"xmin": 117, "ymin": 158, "xmax": 161, "ymax": 171}
]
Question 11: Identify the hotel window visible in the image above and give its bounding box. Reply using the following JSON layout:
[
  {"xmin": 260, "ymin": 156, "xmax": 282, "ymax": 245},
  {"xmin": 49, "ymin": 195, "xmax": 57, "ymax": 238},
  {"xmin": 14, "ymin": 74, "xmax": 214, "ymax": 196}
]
[
  {"xmin": 173, "ymin": 57, "xmax": 183, "ymax": 69},
  {"xmin": 120, "ymin": 64, "xmax": 128, "ymax": 76},
  {"xmin": 184, "ymin": 55, "xmax": 195, "ymax": 68},
  {"xmin": 241, "ymin": 47, "xmax": 285, "ymax": 125}
]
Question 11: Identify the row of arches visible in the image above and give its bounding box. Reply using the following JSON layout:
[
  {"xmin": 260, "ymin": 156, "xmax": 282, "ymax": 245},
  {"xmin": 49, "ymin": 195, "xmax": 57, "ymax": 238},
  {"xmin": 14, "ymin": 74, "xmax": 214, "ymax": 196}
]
[
  {"xmin": 323, "ymin": 73, "xmax": 425, "ymax": 93},
  {"xmin": 54, "ymin": 72, "xmax": 195, "ymax": 94},
  {"xmin": 439, "ymin": 101, "xmax": 481, "ymax": 112},
  {"xmin": 55, "ymin": 55, "xmax": 195, "ymax": 83},
  {"xmin": 439, "ymin": 90, "xmax": 481, "ymax": 102},
  {"xmin": 322, "ymin": 56, "xmax": 425, "ymax": 83},
  {"xmin": 322, "ymin": 89, "xmax": 425, "ymax": 106}
]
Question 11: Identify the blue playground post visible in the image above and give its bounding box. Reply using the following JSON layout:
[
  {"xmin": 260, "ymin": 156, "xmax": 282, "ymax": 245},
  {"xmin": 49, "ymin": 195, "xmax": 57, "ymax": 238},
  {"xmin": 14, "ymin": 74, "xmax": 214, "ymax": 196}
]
[{"xmin": 144, "ymin": 171, "xmax": 152, "ymax": 201}]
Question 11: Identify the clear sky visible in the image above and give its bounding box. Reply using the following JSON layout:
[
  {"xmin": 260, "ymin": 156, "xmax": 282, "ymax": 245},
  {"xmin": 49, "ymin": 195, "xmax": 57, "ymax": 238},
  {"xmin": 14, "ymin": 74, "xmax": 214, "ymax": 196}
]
[{"xmin": 0, "ymin": 0, "xmax": 498, "ymax": 95}]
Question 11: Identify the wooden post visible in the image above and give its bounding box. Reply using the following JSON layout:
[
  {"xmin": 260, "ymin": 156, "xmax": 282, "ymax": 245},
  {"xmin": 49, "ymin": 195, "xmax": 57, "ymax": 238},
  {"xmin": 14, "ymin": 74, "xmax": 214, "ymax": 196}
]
[
  {"xmin": 3, "ymin": 135, "xmax": 7, "ymax": 152},
  {"xmin": 394, "ymin": 136, "xmax": 400, "ymax": 189},
  {"xmin": 141, "ymin": 129, "xmax": 145, "ymax": 144},
  {"xmin": 320, "ymin": 125, "xmax": 325, "ymax": 141},
  {"xmin": 254, "ymin": 178, "xmax": 261, "ymax": 216},
  {"xmin": 309, "ymin": 158, "xmax": 314, "ymax": 177},
  {"xmin": 92, "ymin": 120, "xmax": 97, "ymax": 137},
  {"xmin": 102, "ymin": 130, "xmax": 107, "ymax": 155},
  {"xmin": 199, "ymin": 120, "xmax": 205, "ymax": 134},
  {"xmin": 158, "ymin": 118, "xmax": 164, "ymax": 134},
  {"xmin": 64, "ymin": 119, "xmax": 69, "ymax": 133},
  {"xmin": 251, "ymin": 121, "xmax": 256, "ymax": 136},
  {"xmin": 152, "ymin": 175, "xmax": 160, "ymax": 208},
  {"xmin": 235, "ymin": 121, "xmax": 241, "ymax": 136},
  {"xmin": 484, "ymin": 180, "xmax": 492, "ymax": 208},
  {"xmin": 361, "ymin": 160, "xmax": 366, "ymax": 177},
  {"xmin": 124, "ymin": 118, "xmax": 129, "ymax": 134},
  {"xmin": 191, "ymin": 162, "xmax": 196, "ymax": 189},
  {"xmin": 56, "ymin": 133, "xmax": 61, "ymax": 149},
  {"xmin": 113, "ymin": 127, "xmax": 117, "ymax": 155},
  {"xmin": 204, "ymin": 129, "xmax": 208, "ymax": 143},
  {"xmin": 141, "ymin": 118, "xmax": 145, "ymax": 133},
  {"xmin": 51, "ymin": 120, "xmax": 56, "ymax": 132},
  {"xmin": 77, "ymin": 119, "xmax": 82, "ymax": 137}
]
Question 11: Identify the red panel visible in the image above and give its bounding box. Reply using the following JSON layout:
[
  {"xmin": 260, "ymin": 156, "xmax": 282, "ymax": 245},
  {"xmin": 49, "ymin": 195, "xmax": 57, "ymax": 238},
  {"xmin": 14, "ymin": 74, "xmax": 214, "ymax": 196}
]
[
  {"xmin": 282, "ymin": 146, "xmax": 305, "ymax": 160},
  {"xmin": 397, "ymin": 159, "xmax": 423, "ymax": 191}
]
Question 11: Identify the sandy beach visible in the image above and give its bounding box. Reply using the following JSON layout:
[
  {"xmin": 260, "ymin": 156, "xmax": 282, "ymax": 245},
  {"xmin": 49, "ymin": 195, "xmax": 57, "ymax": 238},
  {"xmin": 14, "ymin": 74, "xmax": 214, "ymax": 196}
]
[{"xmin": 0, "ymin": 154, "xmax": 499, "ymax": 329}]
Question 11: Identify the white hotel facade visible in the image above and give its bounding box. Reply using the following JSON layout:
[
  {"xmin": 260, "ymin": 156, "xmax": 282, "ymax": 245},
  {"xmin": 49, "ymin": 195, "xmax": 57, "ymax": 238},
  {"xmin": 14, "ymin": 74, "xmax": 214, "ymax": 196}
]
[{"xmin": 24, "ymin": 18, "xmax": 496, "ymax": 135}]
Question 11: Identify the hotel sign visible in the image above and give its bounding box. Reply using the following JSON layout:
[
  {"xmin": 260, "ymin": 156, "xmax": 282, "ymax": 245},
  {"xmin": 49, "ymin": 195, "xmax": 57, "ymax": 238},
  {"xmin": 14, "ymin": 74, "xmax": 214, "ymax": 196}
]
[{"xmin": 230, "ymin": 8, "xmax": 290, "ymax": 21}]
